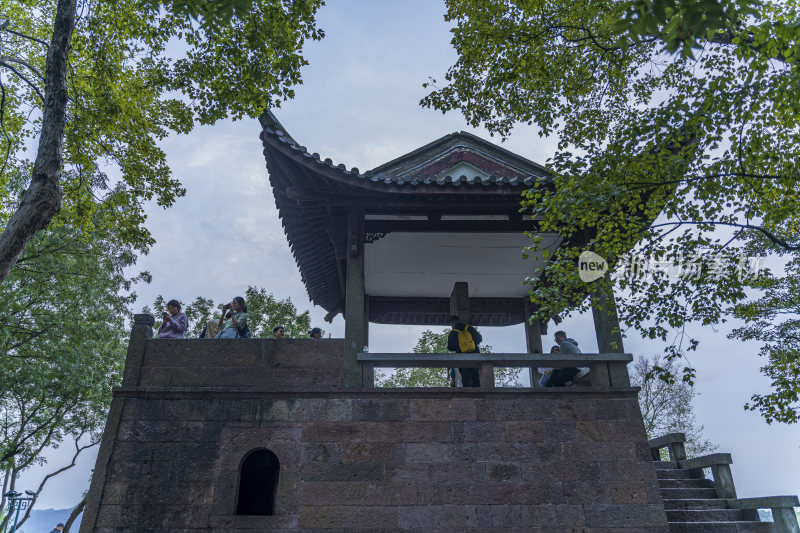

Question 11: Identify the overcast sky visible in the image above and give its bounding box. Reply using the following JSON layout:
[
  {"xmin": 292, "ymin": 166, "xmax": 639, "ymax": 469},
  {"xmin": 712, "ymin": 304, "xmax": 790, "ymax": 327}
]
[{"xmin": 21, "ymin": 0, "xmax": 799, "ymax": 512}]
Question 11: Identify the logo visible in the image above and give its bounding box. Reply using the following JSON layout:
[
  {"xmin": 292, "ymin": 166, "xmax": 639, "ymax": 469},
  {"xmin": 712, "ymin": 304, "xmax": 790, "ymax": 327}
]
[{"xmin": 578, "ymin": 251, "xmax": 608, "ymax": 282}]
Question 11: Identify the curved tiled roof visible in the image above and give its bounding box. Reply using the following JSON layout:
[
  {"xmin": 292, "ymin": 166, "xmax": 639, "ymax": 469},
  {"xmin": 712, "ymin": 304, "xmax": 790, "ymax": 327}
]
[
  {"xmin": 259, "ymin": 111, "xmax": 553, "ymax": 323},
  {"xmin": 259, "ymin": 111, "xmax": 552, "ymax": 191}
]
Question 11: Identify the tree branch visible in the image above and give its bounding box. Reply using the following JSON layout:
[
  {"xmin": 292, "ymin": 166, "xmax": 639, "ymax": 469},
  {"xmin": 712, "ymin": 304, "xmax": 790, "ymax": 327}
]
[
  {"xmin": 17, "ymin": 434, "xmax": 98, "ymax": 528},
  {"xmin": 0, "ymin": 60, "xmax": 45, "ymax": 102},
  {"xmin": 63, "ymin": 493, "xmax": 86, "ymax": 533},
  {"xmin": 0, "ymin": 55, "xmax": 45, "ymax": 81},
  {"xmin": 0, "ymin": 25, "xmax": 50, "ymax": 47},
  {"xmin": 650, "ymin": 220, "xmax": 799, "ymax": 251}
]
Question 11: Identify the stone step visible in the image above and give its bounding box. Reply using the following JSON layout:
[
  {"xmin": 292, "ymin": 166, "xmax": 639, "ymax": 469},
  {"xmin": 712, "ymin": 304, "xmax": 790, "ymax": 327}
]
[
  {"xmin": 662, "ymin": 498, "xmax": 730, "ymax": 510},
  {"xmin": 660, "ymin": 478, "xmax": 716, "ymax": 489},
  {"xmin": 661, "ymin": 487, "xmax": 720, "ymax": 499},
  {"xmin": 655, "ymin": 460, "xmax": 680, "ymax": 469},
  {"xmin": 668, "ymin": 521, "xmax": 775, "ymax": 532},
  {"xmin": 666, "ymin": 509, "xmax": 759, "ymax": 522},
  {"xmin": 657, "ymin": 468, "xmax": 702, "ymax": 480}
]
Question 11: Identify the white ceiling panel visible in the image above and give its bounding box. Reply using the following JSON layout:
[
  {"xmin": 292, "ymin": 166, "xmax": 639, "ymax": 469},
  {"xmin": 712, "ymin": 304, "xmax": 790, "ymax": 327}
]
[{"xmin": 364, "ymin": 232, "xmax": 561, "ymax": 298}]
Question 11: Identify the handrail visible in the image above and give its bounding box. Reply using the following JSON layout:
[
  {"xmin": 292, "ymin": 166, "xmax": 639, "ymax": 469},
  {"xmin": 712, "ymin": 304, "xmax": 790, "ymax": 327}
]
[
  {"xmin": 648, "ymin": 432, "xmax": 687, "ymax": 461},
  {"xmin": 358, "ymin": 352, "xmax": 633, "ymax": 389},
  {"xmin": 732, "ymin": 496, "xmax": 800, "ymax": 533}
]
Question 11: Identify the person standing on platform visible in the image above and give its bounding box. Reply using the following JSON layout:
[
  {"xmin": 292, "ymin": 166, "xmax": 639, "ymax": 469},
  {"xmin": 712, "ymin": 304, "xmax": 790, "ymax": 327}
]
[
  {"xmin": 447, "ymin": 315, "xmax": 483, "ymax": 387},
  {"xmin": 272, "ymin": 325, "xmax": 285, "ymax": 338},
  {"xmin": 544, "ymin": 330, "xmax": 581, "ymax": 387}
]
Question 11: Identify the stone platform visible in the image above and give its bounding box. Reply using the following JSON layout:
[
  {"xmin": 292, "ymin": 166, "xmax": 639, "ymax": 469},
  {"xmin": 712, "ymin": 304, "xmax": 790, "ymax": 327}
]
[{"xmin": 80, "ymin": 320, "xmax": 669, "ymax": 532}]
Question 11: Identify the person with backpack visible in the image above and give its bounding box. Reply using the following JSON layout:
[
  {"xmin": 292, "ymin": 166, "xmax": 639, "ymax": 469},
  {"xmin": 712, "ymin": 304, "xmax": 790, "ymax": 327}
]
[{"xmin": 447, "ymin": 315, "xmax": 483, "ymax": 387}]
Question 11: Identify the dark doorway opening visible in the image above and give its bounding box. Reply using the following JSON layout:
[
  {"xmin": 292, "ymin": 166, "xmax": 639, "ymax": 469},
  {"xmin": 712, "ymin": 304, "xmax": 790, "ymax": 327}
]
[{"xmin": 236, "ymin": 449, "xmax": 280, "ymax": 515}]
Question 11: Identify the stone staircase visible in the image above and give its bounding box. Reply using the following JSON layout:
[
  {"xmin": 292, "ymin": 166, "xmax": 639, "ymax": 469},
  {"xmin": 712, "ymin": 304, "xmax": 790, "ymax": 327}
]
[{"xmin": 649, "ymin": 434, "xmax": 800, "ymax": 533}]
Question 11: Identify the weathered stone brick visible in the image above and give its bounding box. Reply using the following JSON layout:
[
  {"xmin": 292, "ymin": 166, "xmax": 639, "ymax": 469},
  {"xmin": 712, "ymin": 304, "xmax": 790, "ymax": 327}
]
[
  {"xmin": 401, "ymin": 442, "xmax": 447, "ymax": 462},
  {"xmin": 365, "ymin": 421, "xmax": 452, "ymax": 442},
  {"xmin": 514, "ymin": 503, "xmax": 585, "ymax": 527},
  {"xmin": 299, "ymin": 505, "xmax": 397, "ymax": 529},
  {"xmin": 397, "ymin": 504, "xmax": 479, "ymax": 529},
  {"xmin": 476, "ymin": 398, "xmax": 555, "ymax": 421},
  {"xmin": 520, "ymin": 460, "xmax": 580, "ymax": 483},
  {"xmin": 485, "ymin": 461, "xmax": 522, "ymax": 481},
  {"xmin": 303, "ymin": 441, "xmax": 397, "ymax": 464},
  {"xmin": 300, "ymin": 461, "xmax": 386, "ymax": 482},
  {"xmin": 561, "ymin": 442, "xmax": 635, "ymax": 462},
  {"xmin": 593, "ymin": 399, "xmax": 629, "ymax": 421},
  {"xmin": 549, "ymin": 481, "xmax": 566, "ymax": 504},
  {"xmin": 352, "ymin": 399, "xmax": 409, "ymax": 421},
  {"xmin": 299, "ymin": 481, "xmax": 416, "ymax": 505},
  {"xmin": 502, "ymin": 420, "xmax": 547, "ymax": 442},
  {"xmin": 409, "ymin": 398, "xmax": 477, "ymax": 421},
  {"xmin": 420, "ymin": 481, "xmax": 549, "ymax": 505},
  {"xmin": 302, "ymin": 421, "xmax": 366, "ymax": 442},
  {"xmin": 565, "ymin": 480, "xmax": 638, "ymax": 504},
  {"xmin": 388, "ymin": 462, "xmax": 476, "ymax": 484},
  {"xmin": 583, "ymin": 503, "xmax": 667, "ymax": 527}
]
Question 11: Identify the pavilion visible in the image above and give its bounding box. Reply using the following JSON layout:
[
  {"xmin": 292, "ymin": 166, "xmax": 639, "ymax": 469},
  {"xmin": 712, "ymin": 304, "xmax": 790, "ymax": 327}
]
[{"xmin": 259, "ymin": 111, "xmax": 624, "ymax": 387}]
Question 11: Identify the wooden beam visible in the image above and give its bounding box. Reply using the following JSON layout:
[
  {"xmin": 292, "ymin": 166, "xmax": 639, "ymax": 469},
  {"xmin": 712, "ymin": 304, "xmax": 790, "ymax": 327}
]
[{"xmin": 364, "ymin": 219, "xmax": 541, "ymax": 234}]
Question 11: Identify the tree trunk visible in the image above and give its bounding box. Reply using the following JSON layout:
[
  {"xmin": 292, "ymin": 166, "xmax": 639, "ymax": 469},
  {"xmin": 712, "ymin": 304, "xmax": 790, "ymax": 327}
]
[
  {"xmin": 62, "ymin": 494, "xmax": 86, "ymax": 532},
  {"xmin": 0, "ymin": 0, "xmax": 76, "ymax": 285}
]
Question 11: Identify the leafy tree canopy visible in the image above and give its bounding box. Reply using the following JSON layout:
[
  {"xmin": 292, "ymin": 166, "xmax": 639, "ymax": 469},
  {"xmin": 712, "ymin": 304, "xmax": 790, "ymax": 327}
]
[
  {"xmin": 0, "ymin": 0, "xmax": 323, "ymax": 281},
  {"xmin": 730, "ymin": 256, "xmax": 800, "ymax": 423},
  {"xmin": 0, "ymin": 171, "xmax": 135, "ymax": 526},
  {"xmin": 422, "ymin": 0, "xmax": 800, "ymax": 421}
]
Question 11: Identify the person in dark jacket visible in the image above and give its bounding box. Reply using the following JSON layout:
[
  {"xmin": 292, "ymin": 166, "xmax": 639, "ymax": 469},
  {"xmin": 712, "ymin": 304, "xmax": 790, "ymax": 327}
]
[
  {"xmin": 544, "ymin": 330, "xmax": 581, "ymax": 387},
  {"xmin": 447, "ymin": 315, "xmax": 483, "ymax": 387},
  {"xmin": 49, "ymin": 523, "xmax": 64, "ymax": 533}
]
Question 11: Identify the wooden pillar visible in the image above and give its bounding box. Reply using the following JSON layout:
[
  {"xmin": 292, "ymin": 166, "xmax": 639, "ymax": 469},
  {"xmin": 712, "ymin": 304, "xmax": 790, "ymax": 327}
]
[
  {"xmin": 449, "ymin": 282, "xmax": 469, "ymax": 322},
  {"xmin": 364, "ymin": 296, "xmax": 370, "ymax": 347},
  {"xmin": 523, "ymin": 299, "xmax": 544, "ymax": 386},
  {"xmin": 590, "ymin": 278, "xmax": 629, "ymax": 387},
  {"xmin": 344, "ymin": 210, "xmax": 366, "ymax": 389},
  {"xmin": 449, "ymin": 282, "xmax": 469, "ymax": 387}
]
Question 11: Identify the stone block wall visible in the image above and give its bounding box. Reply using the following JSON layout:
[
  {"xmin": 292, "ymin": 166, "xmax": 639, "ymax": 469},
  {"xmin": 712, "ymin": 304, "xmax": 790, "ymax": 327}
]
[
  {"xmin": 131, "ymin": 338, "xmax": 346, "ymax": 391},
  {"xmin": 81, "ymin": 325, "xmax": 668, "ymax": 532}
]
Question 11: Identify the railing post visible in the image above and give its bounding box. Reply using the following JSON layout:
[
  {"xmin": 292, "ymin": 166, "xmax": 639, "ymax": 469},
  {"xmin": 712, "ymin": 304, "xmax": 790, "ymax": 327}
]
[
  {"xmin": 711, "ymin": 464, "xmax": 737, "ymax": 499},
  {"xmin": 773, "ymin": 507, "xmax": 800, "ymax": 533},
  {"xmin": 589, "ymin": 362, "xmax": 610, "ymax": 388},
  {"xmin": 122, "ymin": 313, "xmax": 155, "ymax": 386},
  {"xmin": 608, "ymin": 360, "xmax": 631, "ymax": 388},
  {"xmin": 362, "ymin": 361, "xmax": 375, "ymax": 389},
  {"xmin": 668, "ymin": 441, "xmax": 687, "ymax": 462},
  {"xmin": 479, "ymin": 362, "xmax": 495, "ymax": 388}
]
